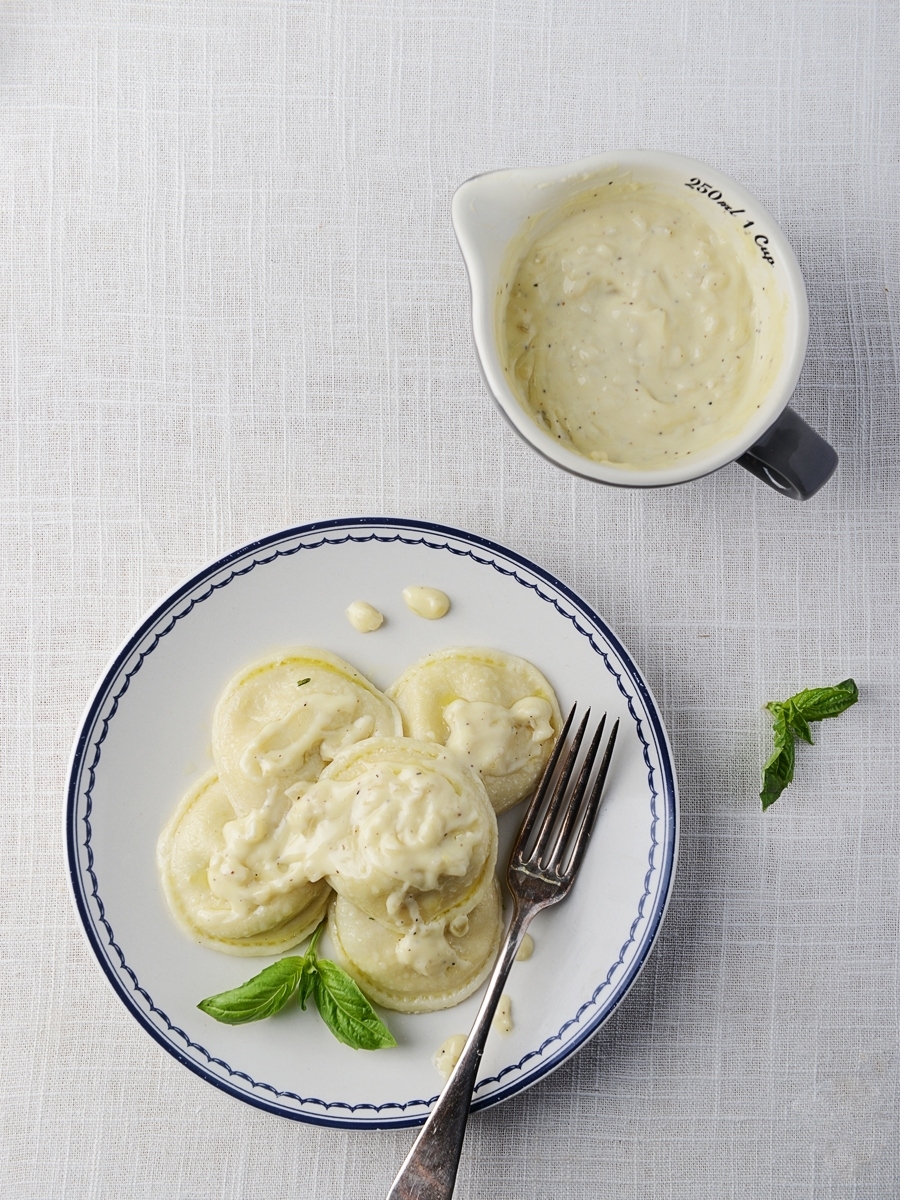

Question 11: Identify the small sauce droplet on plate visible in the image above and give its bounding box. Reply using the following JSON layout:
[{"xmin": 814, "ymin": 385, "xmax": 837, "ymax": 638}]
[
  {"xmin": 433, "ymin": 1033, "xmax": 467, "ymax": 1079},
  {"xmin": 492, "ymin": 994, "xmax": 513, "ymax": 1034},
  {"xmin": 403, "ymin": 586, "xmax": 451, "ymax": 620},
  {"xmin": 345, "ymin": 600, "xmax": 384, "ymax": 632},
  {"xmin": 516, "ymin": 932, "xmax": 534, "ymax": 961}
]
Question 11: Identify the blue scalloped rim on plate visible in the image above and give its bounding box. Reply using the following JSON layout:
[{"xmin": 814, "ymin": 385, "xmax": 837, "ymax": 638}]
[{"xmin": 66, "ymin": 517, "xmax": 678, "ymax": 1129}]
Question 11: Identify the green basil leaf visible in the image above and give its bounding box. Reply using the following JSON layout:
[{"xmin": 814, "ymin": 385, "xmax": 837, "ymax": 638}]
[
  {"xmin": 760, "ymin": 680, "xmax": 859, "ymax": 809},
  {"xmin": 198, "ymin": 957, "xmax": 305, "ymax": 1025},
  {"xmin": 313, "ymin": 959, "xmax": 397, "ymax": 1050},
  {"xmin": 788, "ymin": 679, "xmax": 859, "ymax": 722},
  {"xmin": 295, "ymin": 957, "xmax": 318, "ymax": 1012},
  {"xmin": 760, "ymin": 708, "xmax": 795, "ymax": 811},
  {"xmin": 784, "ymin": 700, "xmax": 813, "ymax": 746}
]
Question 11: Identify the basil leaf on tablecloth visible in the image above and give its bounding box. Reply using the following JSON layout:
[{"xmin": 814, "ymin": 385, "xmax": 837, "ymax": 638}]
[
  {"xmin": 787, "ymin": 679, "xmax": 859, "ymax": 723},
  {"xmin": 313, "ymin": 958, "xmax": 398, "ymax": 1051},
  {"xmin": 760, "ymin": 680, "xmax": 859, "ymax": 810},
  {"xmin": 761, "ymin": 705, "xmax": 796, "ymax": 811},
  {"xmin": 782, "ymin": 700, "xmax": 814, "ymax": 746},
  {"xmin": 198, "ymin": 956, "xmax": 305, "ymax": 1024}
]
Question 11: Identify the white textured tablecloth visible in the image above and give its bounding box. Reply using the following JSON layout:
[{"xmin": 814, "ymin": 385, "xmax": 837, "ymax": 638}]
[{"xmin": 2, "ymin": 2, "xmax": 898, "ymax": 1197}]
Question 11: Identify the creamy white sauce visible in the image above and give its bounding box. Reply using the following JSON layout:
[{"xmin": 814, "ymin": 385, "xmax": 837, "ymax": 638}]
[
  {"xmin": 386, "ymin": 647, "xmax": 562, "ymax": 814},
  {"xmin": 396, "ymin": 916, "xmax": 469, "ymax": 975},
  {"xmin": 515, "ymin": 932, "xmax": 534, "ymax": 962},
  {"xmin": 206, "ymin": 753, "xmax": 491, "ymax": 937},
  {"xmin": 237, "ymin": 692, "xmax": 371, "ymax": 783},
  {"xmin": 211, "ymin": 651, "xmax": 402, "ymax": 815},
  {"xmin": 159, "ymin": 772, "xmax": 330, "ymax": 952},
  {"xmin": 503, "ymin": 180, "xmax": 781, "ymax": 469},
  {"xmin": 329, "ymin": 880, "xmax": 503, "ymax": 1013},
  {"xmin": 433, "ymin": 1034, "xmax": 467, "ymax": 1080},
  {"xmin": 345, "ymin": 600, "xmax": 384, "ymax": 632},
  {"xmin": 286, "ymin": 762, "xmax": 489, "ymax": 919},
  {"xmin": 492, "ymin": 993, "xmax": 513, "ymax": 1034},
  {"xmin": 443, "ymin": 697, "xmax": 554, "ymax": 777},
  {"xmin": 206, "ymin": 793, "xmax": 310, "ymax": 915},
  {"xmin": 403, "ymin": 586, "xmax": 450, "ymax": 620}
]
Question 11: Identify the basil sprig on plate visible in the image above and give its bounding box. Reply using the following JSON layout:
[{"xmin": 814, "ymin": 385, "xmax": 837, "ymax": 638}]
[
  {"xmin": 198, "ymin": 921, "xmax": 397, "ymax": 1051},
  {"xmin": 761, "ymin": 679, "xmax": 859, "ymax": 810}
]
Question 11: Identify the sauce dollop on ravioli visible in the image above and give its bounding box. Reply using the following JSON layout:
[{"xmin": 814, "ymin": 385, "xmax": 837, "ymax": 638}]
[
  {"xmin": 211, "ymin": 648, "xmax": 402, "ymax": 813},
  {"xmin": 328, "ymin": 881, "xmax": 503, "ymax": 1013},
  {"xmin": 288, "ymin": 737, "xmax": 498, "ymax": 927},
  {"xmin": 387, "ymin": 647, "xmax": 561, "ymax": 813},
  {"xmin": 156, "ymin": 773, "xmax": 331, "ymax": 957}
]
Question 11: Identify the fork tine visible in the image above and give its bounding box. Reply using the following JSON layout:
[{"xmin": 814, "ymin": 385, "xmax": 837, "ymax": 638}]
[
  {"xmin": 511, "ymin": 703, "xmax": 577, "ymax": 859},
  {"xmin": 561, "ymin": 718, "xmax": 619, "ymax": 880},
  {"xmin": 540, "ymin": 713, "xmax": 607, "ymax": 870},
  {"xmin": 527, "ymin": 709, "xmax": 591, "ymax": 865}
]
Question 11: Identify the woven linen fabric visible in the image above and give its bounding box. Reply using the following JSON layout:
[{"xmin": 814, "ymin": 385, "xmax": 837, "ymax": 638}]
[{"xmin": 1, "ymin": 1, "xmax": 898, "ymax": 1197}]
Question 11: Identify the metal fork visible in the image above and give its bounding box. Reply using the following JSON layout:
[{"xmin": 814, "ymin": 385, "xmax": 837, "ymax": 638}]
[{"xmin": 386, "ymin": 705, "xmax": 619, "ymax": 1200}]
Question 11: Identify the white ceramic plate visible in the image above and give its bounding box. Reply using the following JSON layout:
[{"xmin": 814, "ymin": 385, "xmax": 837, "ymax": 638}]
[{"xmin": 67, "ymin": 518, "xmax": 678, "ymax": 1129}]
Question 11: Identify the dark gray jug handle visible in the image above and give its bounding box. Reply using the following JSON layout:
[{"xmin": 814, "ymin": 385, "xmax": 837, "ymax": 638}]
[{"xmin": 737, "ymin": 406, "xmax": 838, "ymax": 500}]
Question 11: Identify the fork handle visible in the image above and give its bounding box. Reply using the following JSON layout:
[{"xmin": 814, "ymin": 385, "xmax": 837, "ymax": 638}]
[{"xmin": 385, "ymin": 903, "xmax": 534, "ymax": 1200}]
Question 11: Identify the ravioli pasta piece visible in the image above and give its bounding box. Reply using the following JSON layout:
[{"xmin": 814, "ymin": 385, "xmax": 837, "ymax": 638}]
[
  {"xmin": 328, "ymin": 880, "xmax": 503, "ymax": 1013},
  {"xmin": 288, "ymin": 737, "xmax": 498, "ymax": 929},
  {"xmin": 387, "ymin": 647, "xmax": 562, "ymax": 813},
  {"xmin": 157, "ymin": 772, "xmax": 331, "ymax": 957},
  {"xmin": 212, "ymin": 648, "xmax": 402, "ymax": 813}
]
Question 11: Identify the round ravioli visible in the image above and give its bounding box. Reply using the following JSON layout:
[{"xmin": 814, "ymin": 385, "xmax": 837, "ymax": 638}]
[
  {"xmin": 328, "ymin": 879, "xmax": 503, "ymax": 1013},
  {"xmin": 387, "ymin": 647, "xmax": 562, "ymax": 813},
  {"xmin": 212, "ymin": 648, "xmax": 402, "ymax": 814},
  {"xmin": 157, "ymin": 772, "xmax": 331, "ymax": 957},
  {"xmin": 287, "ymin": 737, "xmax": 498, "ymax": 929}
]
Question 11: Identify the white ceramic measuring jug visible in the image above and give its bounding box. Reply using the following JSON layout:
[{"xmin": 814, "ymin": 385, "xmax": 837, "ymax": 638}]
[{"xmin": 452, "ymin": 150, "xmax": 837, "ymax": 500}]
